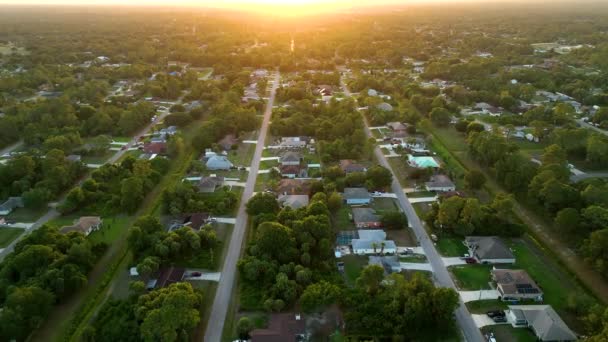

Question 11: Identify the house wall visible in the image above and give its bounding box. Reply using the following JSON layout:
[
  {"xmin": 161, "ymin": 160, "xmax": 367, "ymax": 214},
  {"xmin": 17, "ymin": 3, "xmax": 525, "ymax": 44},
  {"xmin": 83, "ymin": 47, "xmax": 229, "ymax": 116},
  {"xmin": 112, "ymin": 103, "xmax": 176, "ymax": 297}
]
[
  {"xmin": 353, "ymin": 247, "xmax": 397, "ymax": 255},
  {"xmin": 425, "ymin": 185, "xmax": 456, "ymax": 192},
  {"xmin": 346, "ymin": 199, "xmax": 371, "ymax": 205},
  {"xmin": 355, "ymin": 222, "xmax": 383, "ymax": 229},
  {"xmin": 479, "ymin": 258, "xmax": 516, "ymax": 264},
  {"xmin": 281, "ymin": 160, "xmax": 300, "ymax": 166}
]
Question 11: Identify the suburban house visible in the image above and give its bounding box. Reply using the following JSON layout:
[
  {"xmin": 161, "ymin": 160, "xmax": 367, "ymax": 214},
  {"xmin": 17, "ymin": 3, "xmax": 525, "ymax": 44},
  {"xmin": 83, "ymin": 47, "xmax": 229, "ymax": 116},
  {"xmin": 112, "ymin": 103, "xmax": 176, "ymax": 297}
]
[
  {"xmin": 60, "ymin": 216, "xmax": 103, "ymax": 236},
  {"xmin": 198, "ymin": 175, "xmax": 224, "ymax": 193},
  {"xmin": 377, "ymin": 102, "xmax": 393, "ymax": 112},
  {"xmin": 206, "ymin": 155, "xmax": 233, "ymax": 170},
  {"xmin": 408, "ymin": 155, "xmax": 440, "ymax": 169},
  {"xmin": 278, "ymin": 137, "xmax": 309, "ymax": 149},
  {"xmin": 218, "ymin": 134, "xmax": 238, "ymax": 151},
  {"xmin": 66, "ymin": 154, "xmax": 82, "ymax": 163},
  {"xmin": 280, "ymin": 165, "xmax": 308, "ymax": 179},
  {"xmin": 339, "ymin": 159, "xmax": 367, "ymax": 174},
  {"xmin": 343, "ymin": 187, "xmax": 372, "ymax": 205},
  {"xmin": 351, "ymin": 230, "xmax": 397, "ymax": 255},
  {"xmin": 352, "ymin": 207, "xmax": 382, "ymax": 228},
  {"xmin": 0, "ymin": 197, "xmax": 24, "ymax": 216},
  {"xmin": 278, "ymin": 194, "xmax": 310, "ymax": 209},
  {"xmin": 144, "ymin": 141, "xmax": 167, "ymax": 155},
  {"xmin": 473, "ymin": 102, "xmax": 503, "ymax": 116},
  {"xmin": 181, "ymin": 213, "xmax": 211, "ymax": 231},
  {"xmin": 507, "ymin": 305, "xmax": 577, "ymax": 341},
  {"xmin": 386, "ymin": 122, "xmax": 409, "ymax": 137},
  {"xmin": 369, "ymin": 255, "xmax": 401, "ymax": 274},
  {"xmin": 158, "ymin": 126, "xmax": 178, "ymax": 137},
  {"xmin": 280, "ymin": 151, "xmax": 302, "ymax": 166},
  {"xmin": 317, "ymin": 84, "xmax": 333, "ymax": 96},
  {"xmin": 465, "ymin": 236, "xmax": 516, "ymax": 264},
  {"xmin": 149, "ymin": 266, "xmax": 185, "ymax": 289},
  {"xmin": 276, "ymin": 179, "xmax": 311, "ymax": 195},
  {"xmin": 249, "ymin": 313, "xmax": 307, "ymax": 342},
  {"xmin": 492, "ymin": 268, "xmax": 543, "ymax": 302},
  {"xmin": 425, "ymin": 174, "xmax": 456, "ymax": 192}
]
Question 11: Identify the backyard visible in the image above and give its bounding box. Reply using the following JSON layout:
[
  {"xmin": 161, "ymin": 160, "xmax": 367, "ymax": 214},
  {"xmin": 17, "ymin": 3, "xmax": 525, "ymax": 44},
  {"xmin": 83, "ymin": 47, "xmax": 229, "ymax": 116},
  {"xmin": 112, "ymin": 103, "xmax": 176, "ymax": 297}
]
[{"xmin": 342, "ymin": 254, "xmax": 368, "ymax": 286}]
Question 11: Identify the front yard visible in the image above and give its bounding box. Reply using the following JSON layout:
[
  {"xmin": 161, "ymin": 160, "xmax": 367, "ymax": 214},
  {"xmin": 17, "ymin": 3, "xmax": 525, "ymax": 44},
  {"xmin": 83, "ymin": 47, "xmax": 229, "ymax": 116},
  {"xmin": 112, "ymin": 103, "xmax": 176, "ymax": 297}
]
[
  {"xmin": 481, "ymin": 325, "xmax": 537, "ymax": 342},
  {"xmin": 0, "ymin": 228, "xmax": 24, "ymax": 247},
  {"xmin": 436, "ymin": 237, "xmax": 467, "ymax": 257},
  {"xmin": 450, "ymin": 264, "xmax": 493, "ymax": 290}
]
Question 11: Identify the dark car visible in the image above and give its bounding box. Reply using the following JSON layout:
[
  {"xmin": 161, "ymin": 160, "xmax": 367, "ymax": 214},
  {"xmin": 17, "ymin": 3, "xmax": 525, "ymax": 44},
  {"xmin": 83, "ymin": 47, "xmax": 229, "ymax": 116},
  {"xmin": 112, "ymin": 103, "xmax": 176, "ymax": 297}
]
[
  {"xmin": 464, "ymin": 257, "xmax": 477, "ymax": 264},
  {"xmin": 486, "ymin": 310, "xmax": 505, "ymax": 318},
  {"xmin": 492, "ymin": 316, "xmax": 507, "ymax": 323},
  {"xmin": 190, "ymin": 272, "xmax": 202, "ymax": 277}
]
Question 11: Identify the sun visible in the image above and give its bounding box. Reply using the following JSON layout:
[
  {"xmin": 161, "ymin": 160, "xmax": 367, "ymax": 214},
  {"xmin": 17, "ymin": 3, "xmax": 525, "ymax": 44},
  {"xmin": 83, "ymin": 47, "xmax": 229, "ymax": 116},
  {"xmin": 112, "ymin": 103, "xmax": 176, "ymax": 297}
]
[{"xmin": 223, "ymin": 0, "xmax": 342, "ymax": 16}]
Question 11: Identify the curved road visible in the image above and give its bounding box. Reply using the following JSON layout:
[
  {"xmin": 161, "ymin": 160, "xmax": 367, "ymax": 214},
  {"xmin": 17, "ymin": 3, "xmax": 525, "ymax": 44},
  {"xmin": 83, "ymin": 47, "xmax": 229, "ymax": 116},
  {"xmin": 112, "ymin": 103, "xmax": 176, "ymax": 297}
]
[
  {"xmin": 204, "ymin": 71, "xmax": 280, "ymax": 342},
  {"xmin": 0, "ymin": 100, "xmax": 175, "ymax": 262},
  {"xmin": 341, "ymin": 77, "xmax": 484, "ymax": 342}
]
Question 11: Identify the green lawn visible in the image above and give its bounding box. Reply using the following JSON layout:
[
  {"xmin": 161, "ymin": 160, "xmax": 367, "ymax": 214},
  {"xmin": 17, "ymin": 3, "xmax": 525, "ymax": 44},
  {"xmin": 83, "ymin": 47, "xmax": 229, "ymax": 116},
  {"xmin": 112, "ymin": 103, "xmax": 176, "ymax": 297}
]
[
  {"xmin": 481, "ymin": 325, "xmax": 537, "ymax": 342},
  {"xmin": 0, "ymin": 228, "xmax": 24, "ymax": 247},
  {"xmin": 89, "ymin": 216, "xmax": 133, "ymax": 245},
  {"xmin": 81, "ymin": 151, "xmax": 114, "ymax": 165},
  {"xmin": 333, "ymin": 205, "xmax": 355, "ymax": 231},
  {"xmin": 436, "ymin": 238, "xmax": 467, "ymax": 257},
  {"xmin": 407, "ymin": 191, "xmax": 437, "ymax": 198},
  {"xmin": 387, "ymin": 157, "xmax": 417, "ymax": 187},
  {"xmin": 399, "ymin": 255, "xmax": 427, "ymax": 263},
  {"xmin": 371, "ymin": 197, "xmax": 398, "ymax": 212},
  {"xmin": 466, "ymin": 299, "xmax": 508, "ymax": 314},
  {"xmin": 509, "ymin": 238, "xmax": 582, "ymax": 316},
  {"xmin": 227, "ymin": 143, "xmax": 256, "ymax": 167},
  {"xmin": 433, "ymin": 127, "xmax": 469, "ymax": 152},
  {"xmin": 259, "ymin": 160, "xmax": 278, "ymax": 169},
  {"xmin": 342, "ymin": 255, "xmax": 368, "ymax": 286},
  {"xmin": 451, "ymin": 264, "xmax": 493, "ymax": 290},
  {"xmin": 6, "ymin": 206, "xmax": 48, "ymax": 222}
]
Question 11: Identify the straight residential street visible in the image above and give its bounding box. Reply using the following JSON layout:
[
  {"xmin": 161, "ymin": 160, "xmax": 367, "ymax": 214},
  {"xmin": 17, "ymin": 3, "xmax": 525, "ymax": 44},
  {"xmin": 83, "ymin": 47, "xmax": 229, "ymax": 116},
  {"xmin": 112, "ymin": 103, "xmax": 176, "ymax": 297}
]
[
  {"xmin": 341, "ymin": 77, "xmax": 484, "ymax": 342},
  {"xmin": 0, "ymin": 97, "xmax": 177, "ymax": 262},
  {"xmin": 204, "ymin": 70, "xmax": 280, "ymax": 342}
]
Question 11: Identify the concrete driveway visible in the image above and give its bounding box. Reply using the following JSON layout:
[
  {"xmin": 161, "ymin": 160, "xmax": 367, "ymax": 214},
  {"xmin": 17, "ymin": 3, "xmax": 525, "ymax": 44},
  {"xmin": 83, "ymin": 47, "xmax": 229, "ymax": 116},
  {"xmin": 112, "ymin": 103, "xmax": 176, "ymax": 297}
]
[
  {"xmin": 399, "ymin": 262, "xmax": 433, "ymax": 272},
  {"xmin": 471, "ymin": 314, "xmax": 504, "ymax": 328},
  {"xmin": 397, "ymin": 246, "xmax": 425, "ymax": 255},
  {"xmin": 443, "ymin": 257, "xmax": 467, "ymax": 266},
  {"xmin": 185, "ymin": 272, "xmax": 221, "ymax": 282},
  {"xmin": 409, "ymin": 196, "xmax": 438, "ymax": 204},
  {"xmin": 212, "ymin": 217, "xmax": 236, "ymax": 225},
  {"xmin": 460, "ymin": 290, "xmax": 500, "ymax": 303}
]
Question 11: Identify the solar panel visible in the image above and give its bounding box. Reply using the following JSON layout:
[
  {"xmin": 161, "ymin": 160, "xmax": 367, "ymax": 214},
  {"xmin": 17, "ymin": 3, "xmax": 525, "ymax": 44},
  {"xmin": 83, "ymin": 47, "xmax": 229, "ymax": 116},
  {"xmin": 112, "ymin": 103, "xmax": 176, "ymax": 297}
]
[{"xmin": 516, "ymin": 284, "xmax": 540, "ymax": 293}]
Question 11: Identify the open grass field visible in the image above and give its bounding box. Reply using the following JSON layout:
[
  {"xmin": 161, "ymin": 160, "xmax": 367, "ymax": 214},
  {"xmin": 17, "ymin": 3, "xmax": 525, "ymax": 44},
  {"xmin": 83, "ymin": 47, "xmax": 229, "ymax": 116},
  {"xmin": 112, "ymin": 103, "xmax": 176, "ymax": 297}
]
[
  {"xmin": 436, "ymin": 237, "xmax": 468, "ymax": 257},
  {"xmin": 387, "ymin": 157, "xmax": 417, "ymax": 187},
  {"xmin": 227, "ymin": 143, "xmax": 256, "ymax": 167},
  {"xmin": 0, "ymin": 228, "xmax": 24, "ymax": 247},
  {"xmin": 371, "ymin": 197, "xmax": 399, "ymax": 211},
  {"xmin": 450, "ymin": 264, "xmax": 493, "ymax": 290}
]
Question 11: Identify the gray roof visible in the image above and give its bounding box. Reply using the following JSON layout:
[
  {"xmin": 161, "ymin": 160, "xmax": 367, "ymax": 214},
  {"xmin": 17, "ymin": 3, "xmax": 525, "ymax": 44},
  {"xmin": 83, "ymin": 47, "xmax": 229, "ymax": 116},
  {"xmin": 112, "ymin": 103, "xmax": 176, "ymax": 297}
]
[
  {"xmin": 425, "ymin": 174, "xmax": 455, "ymax": 189},
  {"xmin": 0, "ymin": 197, "xmax": 24, "ymax": 213},
  {"xmin": 465, "ymin": 236, "xmax": 515, "ymax": 260},
  {"xmin": 352, "ymin": 208, "xmax": 380, "ymax": 224},
  {"xmin": 358, "ymin": 229, "xmax": 386, "ymax": 241},
  {"xmin": 352, "ymin": 239, "xmax": 396, "ymax": 251},
  {"xmin": 509, "ymin": 305, "xmax": 577, "ymax": 341},
  {"xmin": 206, "ymin": 155, "xmax": 233, "ymax": 170},
  {"xmin": 343, "ymin": 188, "xmax": 371, "ymax": 201},
  {"xmin": 278, "ymin": 194, "xmax": 309, "ymax": 209},
  {"xmin": 377, "ymin": 102, "xmax": 393, "ymax": 111},
  {"xmin": 198, "ymin": 176, "xmax": 224, "ymax": 192},
  {"xmin": 281, "ymin": 151, "xmax": 301, "ymax": 163}
]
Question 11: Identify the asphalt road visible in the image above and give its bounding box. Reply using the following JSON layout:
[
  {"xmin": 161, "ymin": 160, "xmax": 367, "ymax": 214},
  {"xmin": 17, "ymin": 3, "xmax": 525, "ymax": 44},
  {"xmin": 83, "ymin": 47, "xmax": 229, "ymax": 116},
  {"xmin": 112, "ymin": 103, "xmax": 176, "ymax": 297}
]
[
  {"xmin": 203, "ymin": 71, "xmax": 280, "ymax": 342},
  {"xmin": 0, "ymin": 140, "xmax": 24, "ymax": 157},
  {"xmin": 577, "ymin": 118, "xmax": 608, "ymax": 136},
  {"xmin": 0, "ymin": 97, "xmax": 177, "ymax": 262},
  {"xmin": 341, "ymin": 77, "xmax": 484, "ymax": 342}
]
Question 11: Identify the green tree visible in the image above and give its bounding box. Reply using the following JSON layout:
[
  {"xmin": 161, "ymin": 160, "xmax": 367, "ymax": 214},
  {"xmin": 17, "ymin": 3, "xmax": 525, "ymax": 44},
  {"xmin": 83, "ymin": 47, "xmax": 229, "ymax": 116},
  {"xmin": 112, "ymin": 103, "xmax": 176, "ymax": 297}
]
[
  {"xmin": 300, "ymin": 281, "xmax": 342, "ymax": 313},
  {"xmin": 137, "ymin": 282, "xmax": 203, "ymax": 342},
  {"xmin": 366, "ymin": 165, "xmax": 392, "ymax": 189},
  {"xmin": 246, "ymin": 193, "xmax": 280, "ymax": 216},
  {"xmin": 356, "ymin": 265, "xmax": 385, "ymax": 294},
  {"xmin": 464, "ymin": 169, "xmax": 486, "ymax": 190},
  {"xmin": 381, "ymin": 211, "xmax": 408, "ymax": 230}
]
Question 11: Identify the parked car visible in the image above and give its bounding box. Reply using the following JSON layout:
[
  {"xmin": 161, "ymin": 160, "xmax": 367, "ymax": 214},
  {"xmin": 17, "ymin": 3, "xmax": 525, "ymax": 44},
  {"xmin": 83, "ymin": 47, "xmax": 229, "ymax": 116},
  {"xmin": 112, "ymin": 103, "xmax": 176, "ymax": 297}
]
[
  {"xmin": 190, "ymin": 271, "xmax": 202, "ymax": 277},
  {"xmin": 464, "ymin": 257, "xmax": 477, "ymax": 264},
  {"xmin": 121, "ymin": 145, "xmax": 127, "ymax": 150},
  {"xmin": 492, "ymin": 316, "xmax": 507, "ymax": 323},
  {"xmin": 486, "ymin": 310, "xmax": 505, "ymax": 318}
]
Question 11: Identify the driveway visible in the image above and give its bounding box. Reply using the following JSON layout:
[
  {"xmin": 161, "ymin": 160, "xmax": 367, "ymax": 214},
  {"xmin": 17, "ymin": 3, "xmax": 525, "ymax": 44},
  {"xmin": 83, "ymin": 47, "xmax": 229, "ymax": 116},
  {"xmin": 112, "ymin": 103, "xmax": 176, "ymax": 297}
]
[
  {"xmin": 472, "ymin": 314, "xmax": 504, "ymax": 328},
  {"xmin": 459, "ymin": 290, "xmax": 500, "ymax": 303},
  {"xmin": 397, "ymin": 246, "xmax": 425, "ymax": 255},
  {"xmin": 443, "ymin": 257, "xmax": 466, "ymax": 266},
  {"xmin": 399, "ymin": 262, "xmax": 433, "ymax": 272},
  {"xmin": 184, "ymin": 272, "xmax": 221, "ymax": 282},
  {"xmin": 409, "ymin": 196, "xmax": 438, "ymax": 204},
  {"xmin": 212, "ymin": 217, "xmax": 236, "ymax": 225}
]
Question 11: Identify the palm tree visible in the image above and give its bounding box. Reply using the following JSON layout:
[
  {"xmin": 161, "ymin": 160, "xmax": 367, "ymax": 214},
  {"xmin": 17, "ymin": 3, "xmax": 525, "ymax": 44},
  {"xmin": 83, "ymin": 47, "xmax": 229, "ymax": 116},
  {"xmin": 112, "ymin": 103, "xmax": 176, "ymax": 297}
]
[
  {"xmin": 380, "ymin": 242, "xmax": 386, "ymax": 255},
  {"xmin": 372, "ymin": 242, "xmax": 378, "ymax": 255}
]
